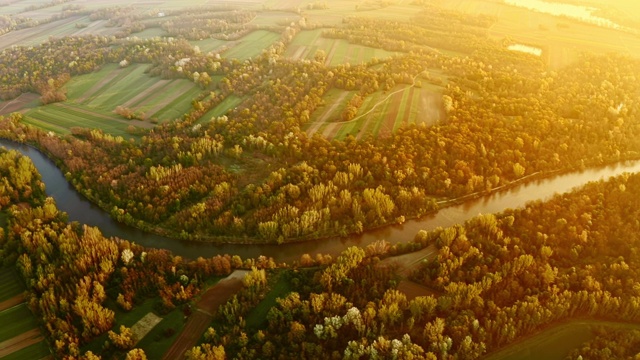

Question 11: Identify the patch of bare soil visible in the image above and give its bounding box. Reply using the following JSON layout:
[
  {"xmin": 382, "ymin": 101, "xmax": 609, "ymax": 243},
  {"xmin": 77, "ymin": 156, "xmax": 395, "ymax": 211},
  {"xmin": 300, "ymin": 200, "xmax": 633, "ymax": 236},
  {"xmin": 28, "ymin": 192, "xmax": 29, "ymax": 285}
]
[
  {"xmin": 131, "ymin": 312, "xmax": 162, "ymax": 344},
  {"xmin": 378, "ymin": 91, "xmax": 403, "ymax": 138},
  {"xmin": 0, "ymin": 93, "xmax": 40, "ymax": 116}
]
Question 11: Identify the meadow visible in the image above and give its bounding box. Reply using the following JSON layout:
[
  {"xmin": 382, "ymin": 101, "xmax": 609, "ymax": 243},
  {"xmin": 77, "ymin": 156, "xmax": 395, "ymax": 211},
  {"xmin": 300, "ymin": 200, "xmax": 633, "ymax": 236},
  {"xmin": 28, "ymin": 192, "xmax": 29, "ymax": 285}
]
[
  {"xmin": 442, "ymin": 0, "xmax": 640, "ymax": 69},
  {"xmin": 222, "ymin": 30, "xmax": 282, "ymax": 60},
  {"xmin": 0, "ymin": 268, "xmax": 49, "ymax": 359},
  {"xmin": 286, "ymin": 28, "xmax": 398, "ymax": 66},
  {"xmin": 485, "ymin": 320, "xmax": 640, "ymax": 360},
  {"xmin": 306, "ymin": 80, "xmax": 445, "ymax": 140},
  {"xmin": 22, "ymin": 63, "xmax": 204, "ymax": 136}
]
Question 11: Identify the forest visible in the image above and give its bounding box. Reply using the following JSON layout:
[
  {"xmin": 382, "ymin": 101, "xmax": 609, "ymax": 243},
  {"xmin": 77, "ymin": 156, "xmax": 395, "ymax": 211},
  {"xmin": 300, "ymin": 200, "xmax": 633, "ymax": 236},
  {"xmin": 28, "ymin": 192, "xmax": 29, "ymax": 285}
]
[
  {"xmin": 3, "ymin": 145, "xmax": 640, "ymax": 359},
  {"xmin": 2, "ymin": 0, "xmax": 640, "ymax": 358},
  {"xmin": 2, "ymin": 4, "xmax": 640, "ymax": 244}
]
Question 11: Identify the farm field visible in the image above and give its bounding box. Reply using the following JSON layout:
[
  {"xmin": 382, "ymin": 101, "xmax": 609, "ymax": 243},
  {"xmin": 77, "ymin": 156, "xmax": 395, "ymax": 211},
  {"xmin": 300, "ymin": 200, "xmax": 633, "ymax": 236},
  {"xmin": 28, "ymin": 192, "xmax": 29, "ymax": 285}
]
[
  {"xmin": 69, "ymin": 63, "xmax": 201, "ymax": 123},
  {"xmin": 248, "ymin": 10, "xmax": 300, "ymax": 27},
  {"xmin": 24, "ymin": 104, "xmax": 136, "ymax": 137},
  {"xmin": 191, "ymin": 37, "xmax": 228, "ymax": 53},
  {"xmin": 0, "ymin": 15, "xmax": 112, "ymax": 50},
  {"xmin": 0, "ymin": 268, "xmax": 25, "ymax": 304},
  {"xmin": 20, "ymin": 63, "xmax": 203, "ymax": 136},
  {"xmin": 131, "ymin": 27, "xmax": 170, "ymax": 39},
  {"xmin": 221, "ymin": 30, "xmax": 281, "ymax": 60},
  {"xmin": 81, "ymin": 298, "xmax": 179, "ymax": 358},
  {"xmin": 306, "ymin": 81, "xmax": 444, "ymax": 140},
  {"xmin": 485, "ymin": 320, "xmax": 640, "ymax": 360},
  {"xmin": 0, "ymin": 93, "xmax": 40, "ymax": 116},
  {"xmin": 302, "ymin": 0, "xmax": 419, "ymax": 26},
  {"xmin": 0, "ymin": 301, "xmax": 48, "ymax": 359},
  {"xmin": 245, "ymin": 272, "xmax": 294, "ymax": 330},
  {"xmin": 286, "ymin": 29, "xmax": 398, "ymax": 66},
  {"xmin": 199, "ymin": 95, "xmax": 245, "ymax": 123},
  {"xmin": 442, "ymin": 0, "xmax": 640, "ymax": 69}
]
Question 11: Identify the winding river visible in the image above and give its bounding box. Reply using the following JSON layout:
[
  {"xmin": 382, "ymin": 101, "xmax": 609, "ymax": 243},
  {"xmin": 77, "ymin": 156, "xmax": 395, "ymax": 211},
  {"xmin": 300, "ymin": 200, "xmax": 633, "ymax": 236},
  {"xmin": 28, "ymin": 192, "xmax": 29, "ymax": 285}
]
[{"xmin": 3, "ymin": 138, "xmax": 640, "ymax": 263}]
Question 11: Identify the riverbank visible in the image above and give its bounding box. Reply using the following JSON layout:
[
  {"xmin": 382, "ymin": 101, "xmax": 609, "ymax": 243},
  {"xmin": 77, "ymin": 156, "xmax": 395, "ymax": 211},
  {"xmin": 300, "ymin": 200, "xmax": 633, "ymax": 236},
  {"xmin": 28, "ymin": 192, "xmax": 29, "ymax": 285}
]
[{"xmin": 3, "ymin": 136, "xmax": 640, "ymax": 263}]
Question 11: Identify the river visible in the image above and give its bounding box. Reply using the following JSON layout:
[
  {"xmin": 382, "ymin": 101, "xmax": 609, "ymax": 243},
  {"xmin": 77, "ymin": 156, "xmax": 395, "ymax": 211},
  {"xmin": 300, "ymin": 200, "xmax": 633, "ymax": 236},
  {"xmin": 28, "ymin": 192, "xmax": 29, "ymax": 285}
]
[{"xmin": 3, "ymin": 138, "xmax": 640, "ymax": 263}]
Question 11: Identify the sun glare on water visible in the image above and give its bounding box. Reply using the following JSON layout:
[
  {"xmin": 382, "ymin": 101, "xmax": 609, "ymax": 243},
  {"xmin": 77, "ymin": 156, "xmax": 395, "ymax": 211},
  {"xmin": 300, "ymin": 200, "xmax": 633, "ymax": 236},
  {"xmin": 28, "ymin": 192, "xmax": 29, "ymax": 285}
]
[{"xmin": 504, "ymin": 0, "xmax": 622, "ymax": 29}]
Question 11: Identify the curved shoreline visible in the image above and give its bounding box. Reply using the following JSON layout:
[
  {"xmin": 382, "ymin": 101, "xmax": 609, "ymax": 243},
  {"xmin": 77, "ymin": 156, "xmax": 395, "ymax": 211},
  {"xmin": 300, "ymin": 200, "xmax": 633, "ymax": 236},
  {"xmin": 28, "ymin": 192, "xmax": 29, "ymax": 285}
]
[{"xmin": 3, "ymin": 136, "xmax": 640, "ymax": 262}]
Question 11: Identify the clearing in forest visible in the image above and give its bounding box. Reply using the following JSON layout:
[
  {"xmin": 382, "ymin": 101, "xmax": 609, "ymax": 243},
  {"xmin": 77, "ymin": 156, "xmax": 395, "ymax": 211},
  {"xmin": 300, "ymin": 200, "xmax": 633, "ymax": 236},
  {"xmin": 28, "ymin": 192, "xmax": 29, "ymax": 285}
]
[
  {"xmin": 23, "ymin": 63, "xmax": 203, "ymax": 136},
  {"xmin": 306, "ymin": 80, "xmax": 444, "ymax": 141},
  {"xmin": 222, "ymin": 30, "xmax": 282, "ymax": 60},
  {"xmin": 286, "ymin": 29, "xmax": 397, "ymax": 66}
]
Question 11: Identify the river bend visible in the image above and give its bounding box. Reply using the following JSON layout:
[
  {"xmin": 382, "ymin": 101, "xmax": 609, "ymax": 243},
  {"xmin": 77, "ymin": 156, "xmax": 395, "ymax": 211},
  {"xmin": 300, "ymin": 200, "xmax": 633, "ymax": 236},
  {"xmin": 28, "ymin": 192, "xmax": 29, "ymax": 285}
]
[{"xmin": 2, "ymin": 139, "xmax": 640, "ymax": 263}]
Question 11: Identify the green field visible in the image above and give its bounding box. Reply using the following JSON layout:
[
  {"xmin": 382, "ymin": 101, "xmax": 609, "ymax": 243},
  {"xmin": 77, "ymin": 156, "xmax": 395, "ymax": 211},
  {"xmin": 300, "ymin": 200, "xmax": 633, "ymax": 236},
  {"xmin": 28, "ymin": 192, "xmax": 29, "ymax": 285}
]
[
  {"xmin": 442, "ymin": 0, "xmax": 640, "ymax": 70},
  {"xmin": 0, "ymin": 340, "xmax": 50, "ymax": 360},
  {"xmin": 0, "ymin": 304, "xmax": 38, "ymax": 343},
  {"xmin": 24, "ymin": 105, "xmax": 132, "ymax": 137},
  {"xmin": 199, "ymin": 95, "xmax": 245, "ymax": 123},
  {"xmin": 286, "ymin": 29, "xmax": 398, "ymax": 66},
  {"xmin": 486, "ymin": 320, "xmax": 640, "ymax": 360},
  {"xmin": 191, "ymin": 38, "xmax": 228, "ymax": 53},
  {"xmin": 222, "ymin": 30, "xmax": 282, "ymax": 60},
  {"xmin": 82, "ymin": 298, "xmax": 182, "ymax": 358},
  {"xmin": 249, "ymin": 10, "xmax": 300, "ymax": 26},
  {"xmin": 136, "ymin": 308, "xmax": 185, "ymax": 359},
  {"xmin": 67, "ymin": 63, "xmax": 201, "ymax": 123},
  {"xmin": 306, "ymin": 79, "xmax": 444, "ymax": 140},
  {"xmin": 131, "ymin": 27, "xmax": 170, "ymax": 39},
  {"xmin": 24, "ymin": 62, "xmax": 204, "ymax": 136},
  {"xmin": 245, "ymin": 273, "xmax": 293, "ymax": 330},
  {"xmin": 0, "ymin": 267, "xmax": 25, "ymax": 303}
]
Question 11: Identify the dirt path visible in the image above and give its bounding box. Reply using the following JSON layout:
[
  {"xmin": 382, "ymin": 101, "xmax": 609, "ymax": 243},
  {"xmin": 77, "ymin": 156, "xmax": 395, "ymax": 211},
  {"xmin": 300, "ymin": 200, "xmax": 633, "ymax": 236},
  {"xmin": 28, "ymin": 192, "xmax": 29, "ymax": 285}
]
[
  {"xmin": 162, "ymin": 270, "xmax": 248, "ymax": 359},
  {"xmin": 0, "ymin": 294, "xmax": 25, "ymax": 312},
  {"xmin": 0, "ymin": 328, "xmax": 43, "ymax": 358}
]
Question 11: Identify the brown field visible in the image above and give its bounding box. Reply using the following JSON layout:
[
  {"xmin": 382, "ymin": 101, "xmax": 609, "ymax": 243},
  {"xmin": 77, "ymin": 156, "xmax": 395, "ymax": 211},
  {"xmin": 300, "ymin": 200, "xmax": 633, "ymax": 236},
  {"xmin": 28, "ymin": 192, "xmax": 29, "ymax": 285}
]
[
  {"xmin": 377, "ymin": 90, "xmax": 403, "ymax": 138},
  {"xmin": 161, "ymin": 310, "xmax": 212, "ymax": 360},
  {"xmin": 0, "ymin": 294, "xmax": 25, "ymax": 312},
  {"xmin": 0, "ymin": 328, "xmax": 43, "ymax": 358},
  {"xmin": 162, "ymin": 270, "xmax": 248, "ymax": 359},
  {"xmin": 0, "ymin": 93, "xmax": 40, "ymax": 116}
]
